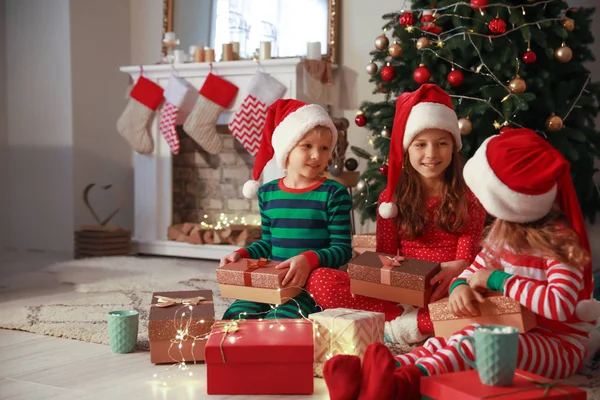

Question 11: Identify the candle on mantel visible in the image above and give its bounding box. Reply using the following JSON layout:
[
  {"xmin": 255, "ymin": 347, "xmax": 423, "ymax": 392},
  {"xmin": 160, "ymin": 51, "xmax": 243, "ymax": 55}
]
[
  {"xmin": 260, "ymin": 41, "xmax": 272, "ymax": 60},
  {"xmin": 164, "ymin": 32, "xmax": 177, "ymax": 48},
  {"xmin": 222, "ymin": 43, "xmax": 234, "ymax": 61},
  {"xmin": 306, "ymin": 41, "xmax": 321, "ymax": 60},
  {"xmin": 205, "ymin": 47, "xmax": 215, "ymax": 62},
  {"xmin": 231, "ymin": 41, "xmax": 240, "ymax": 60}
]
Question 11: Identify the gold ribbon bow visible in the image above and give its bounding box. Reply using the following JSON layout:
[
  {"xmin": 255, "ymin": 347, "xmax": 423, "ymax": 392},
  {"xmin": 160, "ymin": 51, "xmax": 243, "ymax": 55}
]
[
  {"xmin": 247, "ymin": 257, "xmax": 270, "ymax": 269},
  {"xmin": 378, "ymin": 255, "xmax": 404, "ymax": 285},
  {"xmin": 153, "ymin": 295, "xmax": 206, "ymax": 308}
]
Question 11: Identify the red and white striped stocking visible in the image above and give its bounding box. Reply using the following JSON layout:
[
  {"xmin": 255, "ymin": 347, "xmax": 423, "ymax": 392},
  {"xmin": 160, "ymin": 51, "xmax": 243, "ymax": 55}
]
[
  {"xmin": 228, "ymin": 71, "xmax": 286, "ymax": 155},
  {"xmin": 159, "ymin": 75, "xmax": 193, "ymax": 154}
]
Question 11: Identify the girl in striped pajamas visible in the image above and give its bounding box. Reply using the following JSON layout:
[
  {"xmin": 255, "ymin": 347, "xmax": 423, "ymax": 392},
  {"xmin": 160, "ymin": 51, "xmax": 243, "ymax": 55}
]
[
  {"xmin": 323, "ymin": 128, "xmax": 599, "ymax": 400},
  {"xmin": 219, "ymin": 99, "xmax": 353, "ymax": 320}
]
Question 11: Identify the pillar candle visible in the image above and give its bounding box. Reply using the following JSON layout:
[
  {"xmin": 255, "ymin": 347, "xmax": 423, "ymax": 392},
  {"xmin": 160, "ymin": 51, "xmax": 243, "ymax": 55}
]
[
  {"xmin": 205, "ymin": 47, "xmax": 215, "ymax": 62},
  {"xmin": 260, "ymin": 41, "xmax": 272, "ymax": 60},
  {"xmin": 231, "ymin": 41, "xmax": 240, "ymax": 60},
  {"xmin": 307, "ymin": 41, "xmax": 322, "ymax": 60},
  {"xmin": 222, "ymin": 43, "xmax": 234, "ymax": 61}
]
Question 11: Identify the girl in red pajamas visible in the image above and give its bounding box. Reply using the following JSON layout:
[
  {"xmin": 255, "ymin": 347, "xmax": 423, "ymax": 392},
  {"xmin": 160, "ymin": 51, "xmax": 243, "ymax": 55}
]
[
  {"xmin": 323, "ymin": 128, "xmax": 599, "ymax": 400},
  {"xmin": 306, "ymin": 84, "xmax": 487, "ymax": 345}
]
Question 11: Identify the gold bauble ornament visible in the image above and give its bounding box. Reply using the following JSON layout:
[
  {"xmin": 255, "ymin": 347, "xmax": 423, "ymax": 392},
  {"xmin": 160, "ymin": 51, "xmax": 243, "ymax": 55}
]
[
  {"xmin": 555, "ymin": 45, "xmax": 573, "ymax": 63},
  {"xmin": 562, "ymin": 18, "xmax": 575, "ymax": 32},
  {"xmin": 388, "ymin": 42, "xmax": 403, "ymax": 58},
  {"xmin": 375, "ymin": 34, "xmax": 389, "ymax": 51},
  {"xmin": 458, "ymin": 118, "xmax": 472, "ymax": 136},
  {"xmin": 381, "ymin": 127, "xmax": 391, "ymax": 138},
  {"xmin": 416, "ymin": 37, "xmax": 430, "ymax": 50},
  {"xmin": 508, "ymin": 76, "xmax": 527, "ymax": 94},
  {"xmin": 545, "ymin": 113, "xmax": 564, "ymax": 131},
  {"xmin": 366, "ymin": 61, "xmax": 378, "ymax": 75}
]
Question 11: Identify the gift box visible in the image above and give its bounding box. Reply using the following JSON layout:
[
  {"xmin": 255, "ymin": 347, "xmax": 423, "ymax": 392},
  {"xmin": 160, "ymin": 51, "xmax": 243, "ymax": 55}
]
[
  {"xmin": 428, "ymin": 291, "xmax": 537, "ymax": 339},
  {"xmin": 216, "ymin": 258, "xmax": 301, "ymax": 304},
  {"xmin": 348, "ymin": 251, "xmax": 441, "ymax": 307},
  {"xmin": 148, "ymin": 290, "xmax": 215, "ymax": 364},
  {"xmin": 205, "ymin": 319, "xmax": 314, "ymax": 395},
  {"xmin": 309, "ymin": 308, "xmax": 384, "ymax": 377},
  {"xmin": 421, "ymin": 369, "xmax": 586, "ymax": 399},
  {"xmin": 352, "ymin": 233, "xmax": 377, "ymax": 257}
]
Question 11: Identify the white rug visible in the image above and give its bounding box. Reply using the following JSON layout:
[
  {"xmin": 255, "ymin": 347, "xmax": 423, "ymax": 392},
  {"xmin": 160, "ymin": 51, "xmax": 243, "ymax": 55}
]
[{"xmin": 0, "ymin": 256, "xmax": 232, "ymax": 349}]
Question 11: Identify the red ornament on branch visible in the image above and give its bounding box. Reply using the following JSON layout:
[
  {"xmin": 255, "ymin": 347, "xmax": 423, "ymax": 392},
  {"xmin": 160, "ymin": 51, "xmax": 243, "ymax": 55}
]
[
  {"xmin": 522, "ymin": 50, "xmax": 537, "ymax": 64},
  {"xmin": 447, "ymin": 69, "xmax": 464, "ymax": 87},
  {"xmin": 399, "ymin": 12, "xmax": 414, "ymax": 26},
  {"xmin": 379, "ymin": 164, "xmax": 389, "ymax": 176},
  {"xmin": 421, "ymin": 10, "xmax": 435, "ymax": 24},
  {"xmin": 489, "ymin": 18, "xmax": 507, "ymax": 35},
  {"xmin": 414, "ymin": 64, "xmax": 431, "ymax": 85},
  {"xmin": 470, "ymin": 0, "xmax": 488, "ymax": 11},
  {"xmin": 380, "ymin": 64, "xmax": 397, "ymax": 82},
  {"xmin": 355, "ymin": 113, "xmax": 367, "ymax": 127}
]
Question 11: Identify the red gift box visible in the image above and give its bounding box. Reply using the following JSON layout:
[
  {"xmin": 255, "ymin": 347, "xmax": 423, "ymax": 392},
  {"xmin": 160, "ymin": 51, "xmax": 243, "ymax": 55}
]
[
  {"xmin": 421, "ymin": 369, "xmax": 586, "ymax": 399},
  {"xmin": 205, "ymin": 319, "xmax": 314, "ymax": 395}
]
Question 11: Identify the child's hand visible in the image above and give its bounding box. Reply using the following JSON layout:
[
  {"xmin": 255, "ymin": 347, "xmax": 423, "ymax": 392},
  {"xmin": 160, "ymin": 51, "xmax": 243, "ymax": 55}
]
[
  {"xmin": 448, "ymin": 284, "xmax": 485, "ymax": 317},
  {"xmin": 466, "ymin": 269, "xmax": 493, "ymax": 291},
  {"xmin": 430, "ymin": 260, "xmax": 469, "ymax": 302},
  {"xmin": 219, "ymin": 251, "xmax": 241, "ymax": 267},
  {"xmin": 276, "ymin": 254, "xmax": 311, "ymax": 288}
]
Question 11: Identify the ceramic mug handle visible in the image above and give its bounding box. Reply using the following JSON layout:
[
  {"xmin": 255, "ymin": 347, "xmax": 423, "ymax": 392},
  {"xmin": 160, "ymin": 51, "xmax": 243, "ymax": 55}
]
[{"xmin": 457, "ymin": 336, "xmax": 477, "ymax": 369}]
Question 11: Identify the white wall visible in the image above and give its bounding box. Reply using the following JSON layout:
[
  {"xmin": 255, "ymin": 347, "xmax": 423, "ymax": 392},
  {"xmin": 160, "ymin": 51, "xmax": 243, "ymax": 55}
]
[
  {"xmin": 0, "ymin": 0, "xmax": 7, "ymax": 251},
  {"xmin": 70, "ymin": 0, "xmax": 133, "ymax": 232},
  {"xmin": 5, "ymin": 0, "xmax": 74, "ymax": 252},
  {"xmin": 130, "ymin": 0, "xmax": 162, "ymax": 65}
]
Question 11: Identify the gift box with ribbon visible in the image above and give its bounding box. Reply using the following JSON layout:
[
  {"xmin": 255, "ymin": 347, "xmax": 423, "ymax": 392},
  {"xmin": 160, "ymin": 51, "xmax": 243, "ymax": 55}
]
[
  {"xmin": 309, "ymin": 308, "xmax": 384, "ymax": 377},
  {"xmin": 148, "ymin": 290, "xmax": 215, "ymax": 364},
  {"xmin": 347, "ymin": 251, "xmax": 441, "ymax": 307},
  {"xmin": 205, "ymin": 319, "xmax": 314, "ymax": 395},
  {"xmin": 352, "ymin": 233, "xmax": 377, "ymax": 257},
  {"xmin": 421, "ymin": 369, "xmax": 586, "ymax": 399},
  {"xmin": 216, "ymin": 258, "xmax": 301, "ymax": 304},
  {"xmin": 428, "ymin": 291, "xmax": 537, "ymax": 339}
]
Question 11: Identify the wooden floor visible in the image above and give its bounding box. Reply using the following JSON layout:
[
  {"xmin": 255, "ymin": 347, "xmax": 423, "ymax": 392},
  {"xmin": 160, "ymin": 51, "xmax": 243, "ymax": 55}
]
[{"xmin": 0, "ymin": 251, "xmax": 329, "ymax": 400}]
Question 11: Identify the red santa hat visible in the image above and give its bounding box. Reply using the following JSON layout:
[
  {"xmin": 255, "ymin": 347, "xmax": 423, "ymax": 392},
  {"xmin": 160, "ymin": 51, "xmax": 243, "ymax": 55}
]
[
  {"xmin": 242, "ymin": 99, "xmax": 337, "ymax": 198},
  {"xmin": 463, "ymin": 128, "xmax": 598, "ymax": 320},
  {"xmin": 378, "ymin": 84, "xmax": 461, "ymax": 219}
]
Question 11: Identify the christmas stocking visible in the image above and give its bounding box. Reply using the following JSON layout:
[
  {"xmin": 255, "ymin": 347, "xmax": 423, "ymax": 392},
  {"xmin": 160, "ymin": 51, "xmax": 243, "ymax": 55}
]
[
  {"xmin": 117, "ymin": 76, "xmax": 164, "ymax": 154},
  {"xmin": 159, "ymin": 75, "xmax": 193, "ymax": 154},
  {"xmin": 183, "ymin": 73, "xmax": 238, "ymax": 154},
  {"xmin": 228, "ymin": 71, "xmax": 286, "ymax": 155}
]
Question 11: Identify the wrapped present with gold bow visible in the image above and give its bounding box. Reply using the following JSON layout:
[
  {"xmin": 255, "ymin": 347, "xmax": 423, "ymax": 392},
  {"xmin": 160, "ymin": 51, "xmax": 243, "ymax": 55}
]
[
  {"xmin": 148, "ymin": 290, "xmax": 215, "ymax": 364},
  {"xmin": 352, "ymin": 233, "xmax": 377, "ymax": 257},
  {"xmin": 348, "ymin": 251, "xmax": 441, "ymax": 307},
  {"xmin": 216, "ymin": 258, "xmax": 301, "ymax": 304},
  {"xmin": 309, "ymin": 308, "xmax": 385, "ymax": 378},
  {"xmin": 428, "ymin": 291, "xmax": 537, "ymax": 339},
  {"xmin": 205, "ymin": 319, "xmax": 314, "ymax": 395}
]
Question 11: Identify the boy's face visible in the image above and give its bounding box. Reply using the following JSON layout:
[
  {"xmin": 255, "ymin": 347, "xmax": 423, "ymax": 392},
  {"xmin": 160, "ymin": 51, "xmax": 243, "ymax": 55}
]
[{"xmin": 286, "ymin": 128, "xmax": 332, "ymax": 180}]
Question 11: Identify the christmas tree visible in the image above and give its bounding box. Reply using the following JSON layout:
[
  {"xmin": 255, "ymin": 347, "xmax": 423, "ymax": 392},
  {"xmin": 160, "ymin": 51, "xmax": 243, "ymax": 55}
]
[{"xmin": 351, "ymin": 0, "xmax": 600, "ymax": 224}]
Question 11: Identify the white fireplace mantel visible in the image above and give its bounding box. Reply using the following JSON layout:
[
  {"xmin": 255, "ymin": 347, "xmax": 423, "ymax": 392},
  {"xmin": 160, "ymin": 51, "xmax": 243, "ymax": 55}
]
[{"xmin": 120, "ymin": 58, "xmax": 309, "ymax": 260}]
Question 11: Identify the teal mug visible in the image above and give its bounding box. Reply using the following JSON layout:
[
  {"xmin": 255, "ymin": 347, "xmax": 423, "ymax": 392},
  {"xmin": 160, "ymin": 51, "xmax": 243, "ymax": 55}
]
[
  {"xmin": 108, "ymin": 310, "xmax": 139, "ymax": 353},
  {"xmin": 457, "ymin": 325, "xmax": 519, "ymax": 387}
]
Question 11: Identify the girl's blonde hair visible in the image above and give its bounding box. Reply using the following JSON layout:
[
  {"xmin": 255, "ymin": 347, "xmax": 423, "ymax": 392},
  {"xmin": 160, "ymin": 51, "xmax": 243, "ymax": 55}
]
[{"xmin": 483, "ymin": 204, "xmax": 590, "ymax": 269}]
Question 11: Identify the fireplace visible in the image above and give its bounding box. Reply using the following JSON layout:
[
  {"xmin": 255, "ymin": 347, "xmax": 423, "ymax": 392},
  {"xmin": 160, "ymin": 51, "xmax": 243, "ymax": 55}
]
[{"xmin": 119, "ymin": 59, "xmax": 305, "ymax": 259}]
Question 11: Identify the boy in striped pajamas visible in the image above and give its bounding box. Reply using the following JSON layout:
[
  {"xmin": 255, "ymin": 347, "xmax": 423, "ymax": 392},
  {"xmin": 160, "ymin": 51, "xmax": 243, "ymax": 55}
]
[
  {"xmin": 219, "ymin": 99, "xmax": 353, "ymax": 320},
  {"xmin": 323, "ymin": 128, "xmax": 600, "ymax": 400}
]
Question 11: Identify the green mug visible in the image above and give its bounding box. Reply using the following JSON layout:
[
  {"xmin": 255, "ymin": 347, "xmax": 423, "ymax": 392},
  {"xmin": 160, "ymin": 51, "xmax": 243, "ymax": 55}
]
[
  {"xmin": 457, "ymin": 325, "xmax": 519, "ymax": 387},
  {"xmin": 108, "ymin": 310, "xmax": 139, "ymax": 354}
]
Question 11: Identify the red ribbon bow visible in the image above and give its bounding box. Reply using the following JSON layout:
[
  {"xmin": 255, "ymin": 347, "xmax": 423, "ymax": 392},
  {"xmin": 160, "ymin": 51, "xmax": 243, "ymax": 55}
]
[{"xmin": 247, "ymin": 258, "xmax": 269, "ymax": 269}]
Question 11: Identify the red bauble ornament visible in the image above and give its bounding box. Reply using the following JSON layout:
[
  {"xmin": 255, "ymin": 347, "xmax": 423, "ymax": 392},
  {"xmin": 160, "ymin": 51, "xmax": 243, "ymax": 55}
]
[
  {"xmin": 470, "ymin": 0, "xmax": 488, "ymax": 10},
  {"xmin": 447, "ymin": 69, "xmax": 464, "ymax": 87},
  {"xmin": 414, "ymin": 64, "xmax": 431, "ymax": 84},
  {"xmin": 489, "ymin": 18, "xmax": 507, "ymax": 34},
  {"xmin": 355, "ymin": 113, "xmax": 367, "ymax": 127},
  {"xmin": 399, "ymin": 12, "xmax": 414, "ymax": 26},
  {"xmin": 380, "ymin": 64, "xmax": 397, "ymax": 82},
  {"xmin": 379, "ymin": 164, "xmax": 389, "ymax": 176},
  {"xmin": 522, "ymin": 50, "xmax": 537, "ymax": 64}
]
